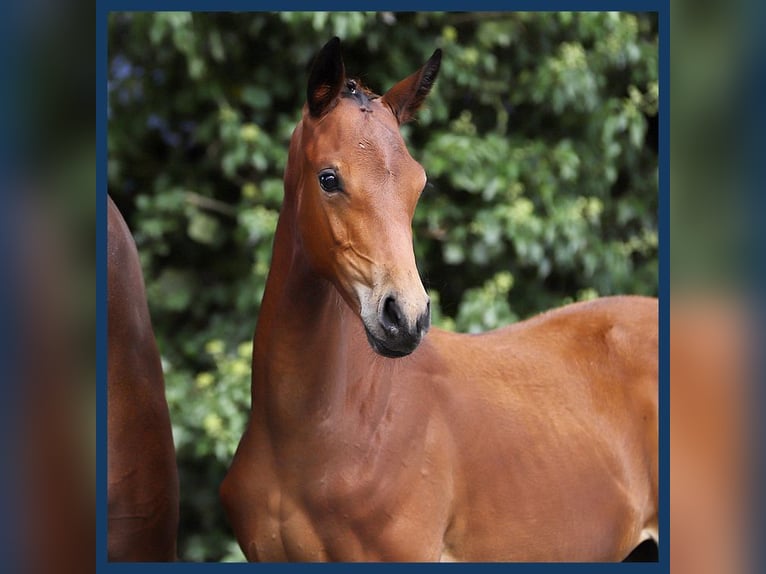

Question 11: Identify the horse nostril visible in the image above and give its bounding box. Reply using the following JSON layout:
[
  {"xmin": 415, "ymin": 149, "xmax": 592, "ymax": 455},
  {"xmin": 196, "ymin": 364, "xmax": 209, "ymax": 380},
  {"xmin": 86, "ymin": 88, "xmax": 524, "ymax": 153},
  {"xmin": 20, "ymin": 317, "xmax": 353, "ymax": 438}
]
[
  {"xmin": 382, "ymin": 295, "xmax": 404, "ymax": 335},
  {"xmin": 418, "ymin": 299, "xmax": 431, "ymax": 333}
]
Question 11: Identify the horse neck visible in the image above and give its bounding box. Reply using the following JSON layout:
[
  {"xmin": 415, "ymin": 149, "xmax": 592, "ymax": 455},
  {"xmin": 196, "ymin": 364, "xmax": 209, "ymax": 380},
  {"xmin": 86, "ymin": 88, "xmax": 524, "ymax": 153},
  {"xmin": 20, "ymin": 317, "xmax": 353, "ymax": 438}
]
[{"xmin": 251, "ymin": 122, "xmax": 394, "ymax": 438}]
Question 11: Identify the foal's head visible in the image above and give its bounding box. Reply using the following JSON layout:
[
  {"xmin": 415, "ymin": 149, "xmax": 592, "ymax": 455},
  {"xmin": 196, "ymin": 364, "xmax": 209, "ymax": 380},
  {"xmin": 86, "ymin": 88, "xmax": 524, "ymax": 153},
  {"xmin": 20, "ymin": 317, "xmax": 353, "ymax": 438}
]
[{"xmin": 292, "ymin": 37, "xmax": 441, "ymax": 358}]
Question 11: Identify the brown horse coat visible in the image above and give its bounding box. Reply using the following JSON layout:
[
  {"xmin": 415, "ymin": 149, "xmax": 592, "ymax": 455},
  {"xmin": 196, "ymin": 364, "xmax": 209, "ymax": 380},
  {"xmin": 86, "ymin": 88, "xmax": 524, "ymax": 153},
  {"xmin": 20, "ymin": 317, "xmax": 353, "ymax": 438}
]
[
  {"xmin": 107, "ymin": 196, "xmax": 179, "ymax": 561},
  {"xmin": 221, "ymin": 38, "xmax": 658, "ymax": 562}
]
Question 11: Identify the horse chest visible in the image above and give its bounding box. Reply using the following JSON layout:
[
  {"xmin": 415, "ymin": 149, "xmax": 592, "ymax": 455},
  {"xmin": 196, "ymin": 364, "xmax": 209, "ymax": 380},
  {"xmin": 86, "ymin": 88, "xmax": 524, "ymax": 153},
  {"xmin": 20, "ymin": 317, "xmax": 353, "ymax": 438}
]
[{"xmin": 246, "ymin": 436, "xmax": 447, "ymax": 561}]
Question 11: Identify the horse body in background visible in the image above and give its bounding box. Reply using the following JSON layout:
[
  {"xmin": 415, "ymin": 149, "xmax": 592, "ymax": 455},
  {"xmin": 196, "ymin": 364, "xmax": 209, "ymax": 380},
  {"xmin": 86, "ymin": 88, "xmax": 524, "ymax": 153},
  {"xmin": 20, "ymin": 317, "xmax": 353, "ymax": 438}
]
[
  {"xmin": 107, "ymin": 196, "xmax": 179, "ymax": 561},
  {"xmin": 221, "ymin": 38, "xmax": 658, "ymax": 562}
]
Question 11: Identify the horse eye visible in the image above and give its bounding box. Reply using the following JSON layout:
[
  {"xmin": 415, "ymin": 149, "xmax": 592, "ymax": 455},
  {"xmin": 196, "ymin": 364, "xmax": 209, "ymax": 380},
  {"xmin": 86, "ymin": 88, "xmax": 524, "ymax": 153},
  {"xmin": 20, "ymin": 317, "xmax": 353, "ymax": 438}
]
[{"xmin": 318, "ymin": 171, "xmax": 341, "ymax": 193}]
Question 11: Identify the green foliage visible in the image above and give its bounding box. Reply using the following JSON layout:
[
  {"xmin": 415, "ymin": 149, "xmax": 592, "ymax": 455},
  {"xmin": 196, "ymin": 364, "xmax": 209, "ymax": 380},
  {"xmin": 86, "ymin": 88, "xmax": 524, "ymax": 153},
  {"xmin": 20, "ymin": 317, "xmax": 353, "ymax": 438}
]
[
  {"xmin": 164, "ymin": 339, "xmax": 251, "ymax": 561},
  {"xmin": 108, "ymin": 12, "xmax": 657, "ymax": 561}
]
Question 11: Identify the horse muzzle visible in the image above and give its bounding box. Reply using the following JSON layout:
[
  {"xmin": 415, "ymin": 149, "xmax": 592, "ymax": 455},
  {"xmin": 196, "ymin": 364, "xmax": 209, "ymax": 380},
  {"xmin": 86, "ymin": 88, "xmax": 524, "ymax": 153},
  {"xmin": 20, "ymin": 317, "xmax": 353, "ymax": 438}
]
[{"xmin": 364, "ymin": 295, "xmax": 430, "ymax": 358}]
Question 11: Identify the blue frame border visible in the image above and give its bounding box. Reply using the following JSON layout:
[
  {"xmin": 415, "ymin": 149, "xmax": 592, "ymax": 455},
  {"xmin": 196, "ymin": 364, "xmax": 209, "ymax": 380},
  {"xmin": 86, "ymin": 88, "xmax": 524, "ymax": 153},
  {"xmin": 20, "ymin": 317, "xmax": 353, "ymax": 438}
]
[
  {"xmin": 657, "ymin": 5, "xmax": 669, "ymax": 569},
  {"xmin": 97, "ymin": 2, "xmax": 669, "ymax": 572},
  {"xmin": 103, "ymin": 1, "xmax": 662, "ymax": 11},
  {"xmin": 96, "ymin": 0, "xmax": 108, "ymax": 569}
]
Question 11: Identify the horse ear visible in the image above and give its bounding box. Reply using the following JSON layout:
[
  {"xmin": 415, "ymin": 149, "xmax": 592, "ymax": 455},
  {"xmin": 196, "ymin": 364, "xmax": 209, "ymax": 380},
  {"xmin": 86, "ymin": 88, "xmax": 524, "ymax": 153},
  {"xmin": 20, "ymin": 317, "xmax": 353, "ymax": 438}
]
[
  {"xmin": 381, "ymin": 49, "xmax": 442, "ymax": 124},
  {"xmin": 307, "ymin": 37, "xmax": 346, "ymax": 118}
]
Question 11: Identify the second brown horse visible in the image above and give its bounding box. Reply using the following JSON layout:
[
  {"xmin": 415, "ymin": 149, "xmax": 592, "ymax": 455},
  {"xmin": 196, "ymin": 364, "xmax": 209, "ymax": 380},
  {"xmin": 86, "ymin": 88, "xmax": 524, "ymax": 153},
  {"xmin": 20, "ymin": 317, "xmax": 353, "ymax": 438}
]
[{"xmin": 108, "ymin": 196, "xmax": 179, "ymax": 561}]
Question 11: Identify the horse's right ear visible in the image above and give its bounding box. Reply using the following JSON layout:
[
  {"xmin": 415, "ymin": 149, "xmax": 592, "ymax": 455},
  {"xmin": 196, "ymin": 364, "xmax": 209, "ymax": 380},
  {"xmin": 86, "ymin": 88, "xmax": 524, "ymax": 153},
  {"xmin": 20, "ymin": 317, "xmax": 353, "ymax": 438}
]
[
  {"xmin": 381, "ymin": 48, "xmax": 441, "ymax": 124},
  {"xmin": 307, "ymin": 37, "xmax": 346, "ymax": 118}
]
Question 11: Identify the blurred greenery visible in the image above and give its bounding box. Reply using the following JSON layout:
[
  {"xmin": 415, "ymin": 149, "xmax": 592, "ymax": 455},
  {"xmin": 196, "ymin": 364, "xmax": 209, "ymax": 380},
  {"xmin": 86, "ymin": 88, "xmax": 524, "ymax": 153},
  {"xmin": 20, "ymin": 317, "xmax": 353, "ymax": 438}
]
[
  {"xmin": 108, "ymin": 12, "xmax": 657, "ymax": 562},
  {"xmin": 670, "ymin": 0, "xmax": 748, "ymax": 290}
]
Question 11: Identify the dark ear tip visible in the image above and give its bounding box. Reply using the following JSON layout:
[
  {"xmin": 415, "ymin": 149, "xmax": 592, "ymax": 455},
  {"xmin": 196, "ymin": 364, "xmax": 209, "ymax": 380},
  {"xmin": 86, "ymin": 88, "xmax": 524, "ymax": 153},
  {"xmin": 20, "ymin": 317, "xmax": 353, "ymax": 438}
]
[
  {"xmin": 307, "ymin": 37, "xmax": 346, "ymax": 118},
  {"xmin": 424, "ymin": 49, "xmax": 442, "ymax": 83},
  {"xmin": 315, "ymin": 37, "xmax": 342, "ymax": 61},
  {"xmin": 320, "ymin": 36, "xmax": 341, "ymax": 55},
  {"xmin": 426, "ymin": 49, "xmax": 442, "ymax": 77}
]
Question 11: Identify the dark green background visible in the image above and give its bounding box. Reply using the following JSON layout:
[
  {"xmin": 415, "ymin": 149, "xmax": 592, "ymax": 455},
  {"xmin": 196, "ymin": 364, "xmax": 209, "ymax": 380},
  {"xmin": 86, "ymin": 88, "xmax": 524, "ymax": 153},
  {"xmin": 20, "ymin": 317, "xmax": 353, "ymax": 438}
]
[{"xmin": 108, "ymin": 12, "xmax": 658, "ymax": 561}]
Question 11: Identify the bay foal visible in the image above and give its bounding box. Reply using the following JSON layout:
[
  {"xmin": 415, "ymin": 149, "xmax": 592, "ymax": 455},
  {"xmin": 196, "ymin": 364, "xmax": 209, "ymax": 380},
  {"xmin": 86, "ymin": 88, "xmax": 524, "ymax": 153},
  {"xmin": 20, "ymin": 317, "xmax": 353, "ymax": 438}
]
[{"xmin": 221, "ymin": 38, "xmax": 658, "ymax": 562}]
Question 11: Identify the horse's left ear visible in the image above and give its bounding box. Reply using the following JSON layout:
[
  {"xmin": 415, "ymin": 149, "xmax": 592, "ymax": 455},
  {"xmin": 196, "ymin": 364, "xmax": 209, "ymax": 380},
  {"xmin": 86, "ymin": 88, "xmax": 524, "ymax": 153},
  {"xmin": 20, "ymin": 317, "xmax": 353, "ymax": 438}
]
[
  {"xmin": 381, "ymin": 49, "xmax": 442, "ymax": 124},
  {"xmin": 307, "ymin": 37, "xmax": 346, "ymax": 118}
]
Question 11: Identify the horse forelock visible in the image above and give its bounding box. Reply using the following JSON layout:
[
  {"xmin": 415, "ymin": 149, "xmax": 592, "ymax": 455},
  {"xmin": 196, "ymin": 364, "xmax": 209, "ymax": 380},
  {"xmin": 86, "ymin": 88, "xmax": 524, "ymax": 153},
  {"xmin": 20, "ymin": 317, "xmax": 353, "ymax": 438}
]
[{"xmin": 342, "ymin": 78, "xmax": 378, "ymax": 112}]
